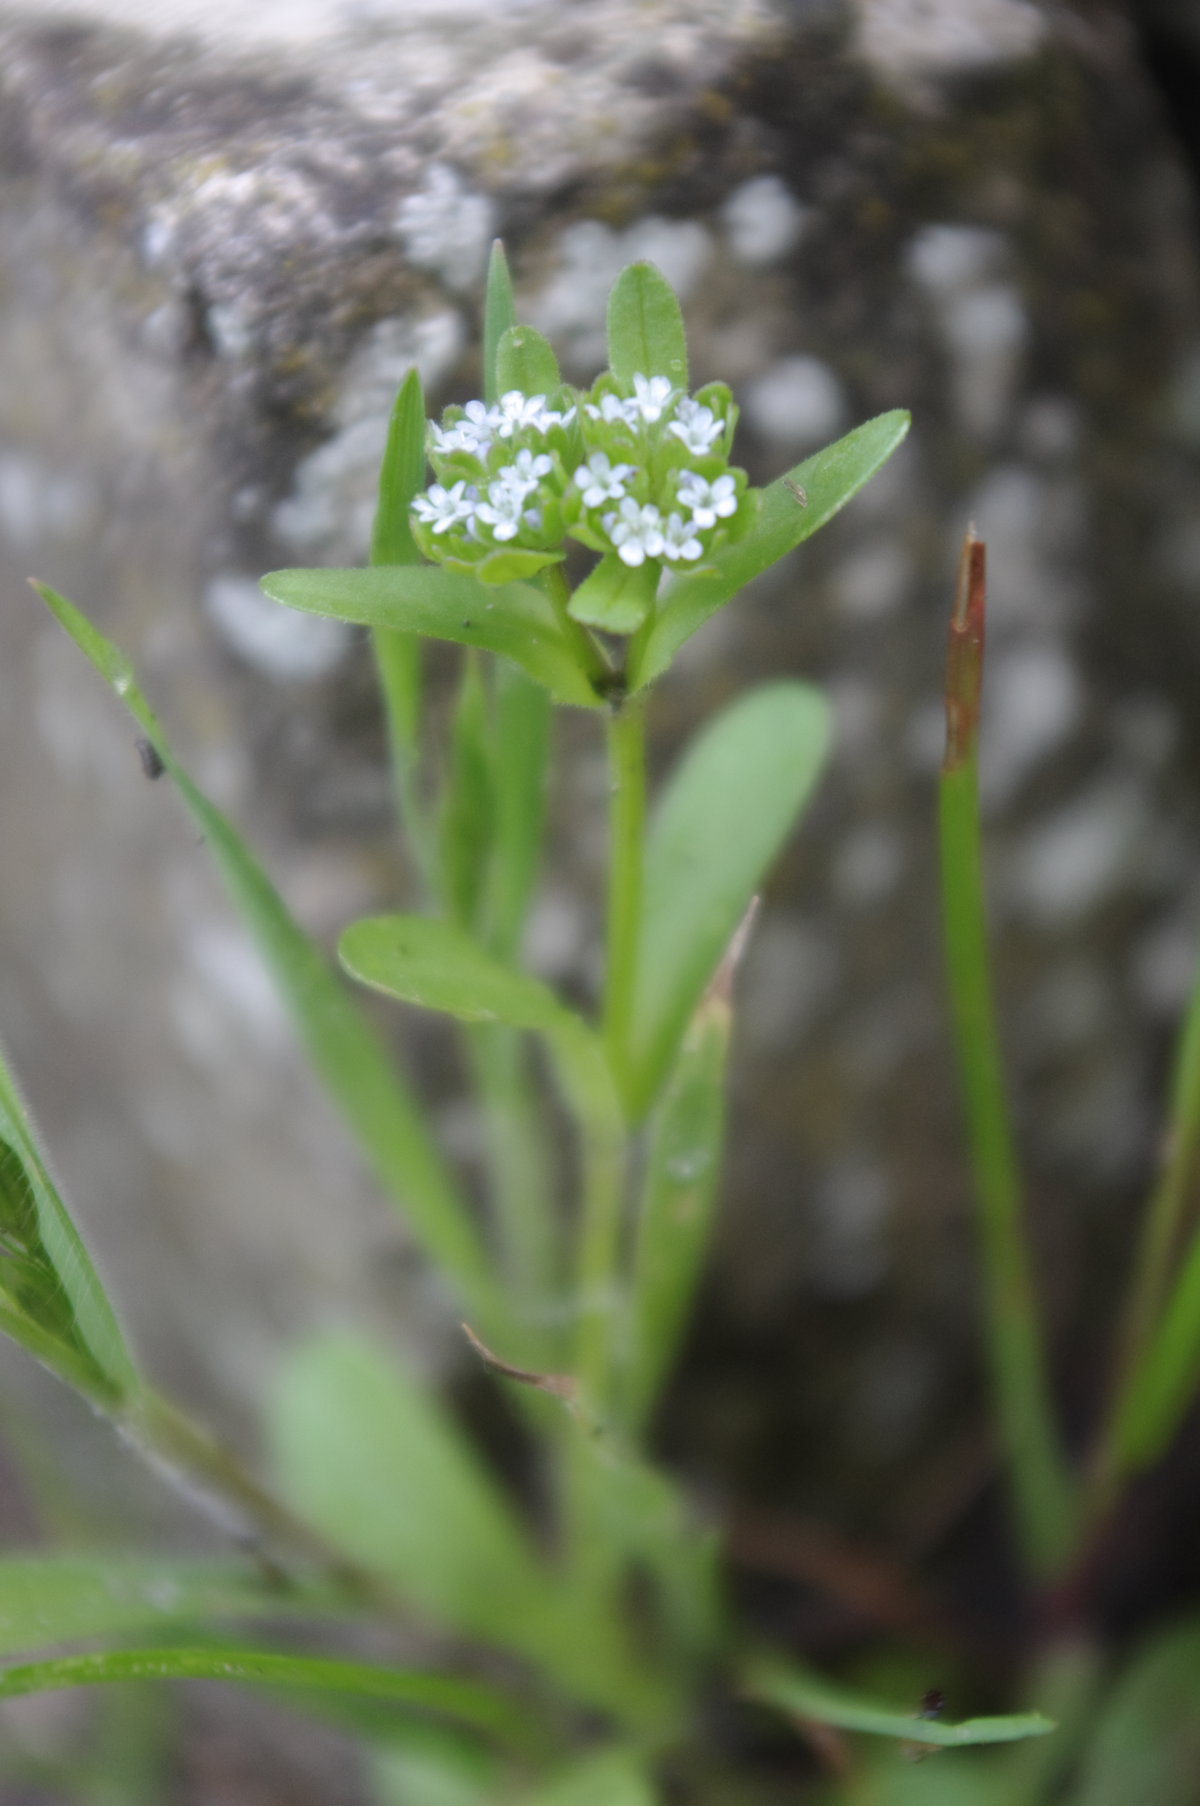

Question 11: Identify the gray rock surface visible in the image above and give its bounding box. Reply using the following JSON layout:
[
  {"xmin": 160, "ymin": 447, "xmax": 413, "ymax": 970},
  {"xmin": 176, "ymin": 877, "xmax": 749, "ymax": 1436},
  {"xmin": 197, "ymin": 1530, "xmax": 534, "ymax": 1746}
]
[{"xmin": 1, "ymin": 0, "xmax": 1199, "ymax": 1557}]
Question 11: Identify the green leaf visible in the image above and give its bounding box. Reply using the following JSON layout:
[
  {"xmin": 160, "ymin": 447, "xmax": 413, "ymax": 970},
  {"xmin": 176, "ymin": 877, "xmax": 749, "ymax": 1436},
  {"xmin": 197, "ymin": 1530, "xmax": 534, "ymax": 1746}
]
[
  {"xmin": 270, "ymin": 1334, "xmax": 549, "ymax": 1639},
  {"xmin": 341, "ymin": 914, "xmax": 577, "ymax": 1034},
  {"xmin": 372, "ymin": 1723, "xmax": 501, "ymax": 1806},
  {"xmin": 32, "ymin": 584, "xmax": 501, "ymax": 1334},
  {"xmin": 0, "ymin": 1645, "xmax": 533, "ymax": 1752},
  {"xmin": 630, "ymin": 410, "xmax": 911, "ymax": 691},
  {"xmin": 495, "ymin": 324, "xmax": 561, "ymax": 399},
  {"xmin": 568, "ymin": 553, "xmax": 658, "ymax": 636},
  {"xmin": 260, "ymin": 567, "xmax": 602, "ymax": 709},
  {"xmin": 624, "ymin": 990, "xmax": 731, "ymax": 1435},
  {"xmin": 269, "ymin": 1333, "xmax": 601, "ymax": 1700},
  {"xmin": 439, "ymin": 652, "xmax": 495, "ymax": 930},
  {"xmin": 746, "ymin": 1659, "xmax": 1056, "ymax": 1749},
  {"xmin": 0, "ymin": 1556, "xmax": 332, "ymax": 1657},
  {"xmin": 483, "ymin": 241, "xmax": 517, "ymax": 407},
  {"xmin": 626, "ymin": 682, "xmax": 830, "ymax": 1116},
  {"xmin": 527, "ymin": 1747, "xmax": 660, "ymax": 1806},
  {"xmin": 1067, "ymin": 1621, "xmax": 1200, "ymax": 1806},
  {"xmin": 606, "ymin": 263, "xmax": 688, "ymax": 390},
  {"xmin": 371, "ymin": 366, "xmax": 425, "ymax": 570},
  {"xmin": 0, "ymin": 1052, "xmax": 136, "ymax": 1406}
]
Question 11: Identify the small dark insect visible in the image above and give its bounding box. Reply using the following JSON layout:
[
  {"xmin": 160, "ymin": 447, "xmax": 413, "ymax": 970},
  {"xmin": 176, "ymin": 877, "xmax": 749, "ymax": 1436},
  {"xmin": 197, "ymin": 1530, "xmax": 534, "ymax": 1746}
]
[
  {"xmin": 785, "ymin": 480, "xmax": 809, "ymax": 507},
  {"xmin": 135, "ymin": 737, "xmax": 165, "ymax": 781},
  {"xmin": 918, "ymin": 1689, "xmax": 946, "ymax": 1722},
  {"xmin": 462, "ymin": 619, "xmax": 473, "ymax": 630}
]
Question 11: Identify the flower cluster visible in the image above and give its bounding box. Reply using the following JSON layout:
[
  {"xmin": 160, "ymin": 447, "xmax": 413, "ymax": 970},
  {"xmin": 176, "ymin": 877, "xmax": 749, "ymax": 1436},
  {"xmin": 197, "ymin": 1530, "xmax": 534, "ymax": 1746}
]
[{"xmin": 410, "ymin": 369, "xmax": 754, "ymax": 613}]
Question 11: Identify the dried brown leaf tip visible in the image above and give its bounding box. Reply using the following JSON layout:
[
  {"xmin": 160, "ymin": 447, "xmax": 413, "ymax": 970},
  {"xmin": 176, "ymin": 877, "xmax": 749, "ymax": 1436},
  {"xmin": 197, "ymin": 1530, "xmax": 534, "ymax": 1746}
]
[
  {"xmin": 943, "ymin": 527, "xmax": 987, "ymax": 775},
  {"xmin": 460, "ymin": 1323, "xmax": 577, "ymax": 1402}
]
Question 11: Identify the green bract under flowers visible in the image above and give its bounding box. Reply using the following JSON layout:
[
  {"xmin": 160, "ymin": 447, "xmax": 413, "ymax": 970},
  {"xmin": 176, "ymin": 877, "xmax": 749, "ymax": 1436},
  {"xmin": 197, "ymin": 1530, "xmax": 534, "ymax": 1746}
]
[{"xmin": 411, "ymin": 369, "xmax": 754, "ymax": 631}]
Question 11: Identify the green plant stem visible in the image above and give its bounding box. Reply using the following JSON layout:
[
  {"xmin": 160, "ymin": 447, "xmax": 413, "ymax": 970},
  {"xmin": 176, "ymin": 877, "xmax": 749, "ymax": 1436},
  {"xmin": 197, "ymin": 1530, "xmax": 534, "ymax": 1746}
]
[
  {"xmin": 372, "ymin": 631, "xmax": 436, "ymax": 894},
  {"xmin": 603, "ymin": 695, "xmax": 647, "ymax": 1090},
  {"xmin": 539, "ymin": 565, "xmax": 610, "ymax": 695},
  {"xmin": 939, "ymin": 531, "xmax": 1077, "ymax": 1579},
  {"xmin": 121, "ymin": 1392, "xmax": 373, "ymax": 1595}
]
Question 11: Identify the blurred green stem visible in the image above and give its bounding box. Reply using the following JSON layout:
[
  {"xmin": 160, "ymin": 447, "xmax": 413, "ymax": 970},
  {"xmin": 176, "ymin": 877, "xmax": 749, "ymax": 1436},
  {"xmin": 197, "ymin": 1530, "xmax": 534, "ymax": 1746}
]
[
  {"xmin": 603, "ymin": 695, "xmax": 646, "ymax": 1093},
  {"xmin": 939, "ymin": 530, "xmax": 1078, "ymax": 1578}
]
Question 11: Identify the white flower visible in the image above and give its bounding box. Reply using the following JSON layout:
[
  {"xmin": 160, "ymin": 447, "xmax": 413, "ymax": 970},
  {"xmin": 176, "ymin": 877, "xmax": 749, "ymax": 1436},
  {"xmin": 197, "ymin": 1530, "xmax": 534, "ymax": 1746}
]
[
  {"xmin": 584, "ymin": 392, "xmax": 639, "ymax": 427},
  {"xmin": 574, "ymin": 452, "xmax": 635, "ymax": 509},
  {"xmin": 477, "ymin": 476, "xmax": 527, "ymax": 538},
  {"xmin": 631, "ymin": 373, "xmax": 676, "ymax": 422},
  {"xmin": 431, "ymin": 398, "xmax": 497, "ymax": 457},
  {"xmin": 604, "ymin": 498, "xmax": 665, "ymax": 567},
  {"xmin": 495, "ymin": 390, "xmax": 551, "ymax": 437},
  {"xmin": 660, "ymin": 510, "xmax": 705, "ymax": 561},
  {"xmin": 676, "ymin": 470, "xmax": 738, "ymax": 528},
  {"xmin": 505, "ymin": 449, "xmax": 554, "ymax": 488},
  {"xmin": 412, "ymin": 480, "xmax": 477, "ymax": 533},
  {"xmin": 667, "ymin": 398, "xmax": 725, "ymax": 456},
  {"xmin": 538, "ymin": 404, "xmax": 577, "ymax": 432}
]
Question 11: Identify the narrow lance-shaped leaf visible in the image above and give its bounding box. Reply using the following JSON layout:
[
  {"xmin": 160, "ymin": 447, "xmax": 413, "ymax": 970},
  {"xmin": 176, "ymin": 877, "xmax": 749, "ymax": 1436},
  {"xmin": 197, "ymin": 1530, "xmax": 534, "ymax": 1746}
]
[
  {"xmin": 0, "ymin": 1556, "xmax": 344, "ymax": 1658},
  {"xmin": 746, "ymin": 1659, "xmax": 1056, "ymax": 1749},
  {"xmin": 607, "ymin": 262, "xmax": 688, "ymax": 390},
  {"xmin": 495, "ymin": 323, "xmax": 561, "ymax": 399},
  {"xmin": 630, "ymin": 410, "xmax": 911, "ymax": 691},
  {"xmin": 623, "ymin": 963, "xmax": 734, "ymax": 1437},
  {"xmin": 260, "ymin": 566, "xmax": 603, "ymax": 710},
  {"xmin": 483, "ymin": 240, "xmax": 517, "ymax": 407},
  {"xmin": 625, "ymin": 682, "xmax": 830, "ymax": 1118},
  {"xmin": 0, "ymin": 1646, "xmax": 535, "ymax": 1754},
  {"xmin": 0, "ymin": 1046, "xmax": 136, "ymax": 1406},
  {"xmin": 32, "ymin": 584, "xmax": 502, "ymax": 1334}
]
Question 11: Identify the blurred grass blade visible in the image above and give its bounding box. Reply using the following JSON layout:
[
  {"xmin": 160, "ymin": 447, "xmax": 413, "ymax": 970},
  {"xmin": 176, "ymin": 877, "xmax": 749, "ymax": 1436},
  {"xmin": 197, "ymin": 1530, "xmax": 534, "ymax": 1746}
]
[
  {"xmin": 1066, "ymin": 1619, "xmax": 1200, "ymax": 1806},
  {"xmin": 625, "ymin": 682, "xmax": 829, "ymax": 1118},
  {"xmin": 370, "ymin": 366, "xmax": 431, "ymax": 876},
  {"xmin": 440, "ymin": 651, "xmax": 495, "ymax": 929},
  {"xmin": 1099, "ymin": 933, "xmax": 1200, "ymax": 1484},
  {"xmin": 1107, "ymin": 1231, "xmax": 1200, "ymax": 1471},
  {"xmin": 0, "ymin": 1645, "xmax": 533, "ymax": 1751},
  {"xmin": 746, "ymin": 1659, "xmax": 1055, "ymax": 1749},
  {"xmin": 372, "ymin": 1721, "xmax": 502, "ymax": 1806},
  {"xmin": 496, "ymin": 324, "xmax": 561, "ymax": 398},
  {"xmin": 937, "ymin": 533, "xmax": 1076, "ymax": 1577},
  {"xmin": 0, "ymin": 1049, "xmax": 136, "ymax": 1406},
  {"xmin": 630, "ymin": 411, "xmax": 910, "ymax": 691},
  {"xmin": 261, "ymin": 566, "xmax": 602, "ymax": 708},
  {"xmin": 32, "ymin": 584, "xmax": 500, "ymax": 1332},
  {"xmin": 607, "ymin": 262, "xmax": 688, "ymax": 389},
  {"xmin": 0, "ymin": 1557, "xmax": 336, "ymax": 1656},
  {"xmin": 528, "ymin": 1747, "xmax": 659, "ymax": 1806},
  {"xmin": 624, "ymin": 970, "xmax": 734, "ymax": 1436},
  {"xmin": 483, "ymin": 241, "xmax": 517, "ymax": 406}
]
